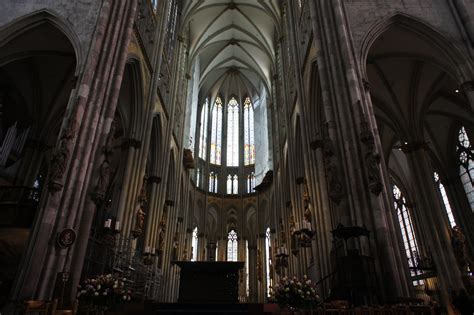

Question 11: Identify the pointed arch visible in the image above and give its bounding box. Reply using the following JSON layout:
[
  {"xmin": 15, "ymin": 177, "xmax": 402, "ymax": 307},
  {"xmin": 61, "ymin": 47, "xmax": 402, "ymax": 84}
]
[
  {"xmin": 0, "ymin": 9, "xmax": 82, "ymax": 69},
  {"xmin": 360, "ymin": 13, "xmax": 472, "ymax": 82}
]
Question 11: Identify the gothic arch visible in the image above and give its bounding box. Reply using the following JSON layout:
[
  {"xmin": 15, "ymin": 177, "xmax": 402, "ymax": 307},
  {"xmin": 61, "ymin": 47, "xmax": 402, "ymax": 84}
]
[
  {"xmin": 360, "ymin": 13, "xmax": 472, "ymax": 82},
  {"xmin": 0, "ymin": 9, "xmax": 82, "ymax": 69}
]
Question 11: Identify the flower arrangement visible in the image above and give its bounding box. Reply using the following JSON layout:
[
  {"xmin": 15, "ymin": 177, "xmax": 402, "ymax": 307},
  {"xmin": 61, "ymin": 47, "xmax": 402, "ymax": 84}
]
[
  {"xmin": 77, "ymin": 274, "xmax": 132, "ymax": 309},
  {"xmin": 270, "ymin": 275, "xmax": 321, "ymax": 310}
]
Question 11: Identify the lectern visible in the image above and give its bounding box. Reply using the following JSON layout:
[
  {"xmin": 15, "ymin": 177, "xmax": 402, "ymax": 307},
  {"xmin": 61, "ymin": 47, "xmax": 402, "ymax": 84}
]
[{"xmin": 174, "ymin": 261, "xmax": 244, "ymax": 303}]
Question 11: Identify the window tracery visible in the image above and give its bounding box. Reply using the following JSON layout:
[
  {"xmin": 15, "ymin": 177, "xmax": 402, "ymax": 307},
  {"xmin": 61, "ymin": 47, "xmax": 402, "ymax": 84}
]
[
  {"xmin": 209, "ymin": 171, "xmax": 218, "ymax": 193},
  {"xmin": 191, "ymin": 227, "xmax": 198, "ymax": 261},
  {"xmin": 226, "ymin": 174, "xmax": 239, "ymax": 195},
  {"xmin": 434, "ymin": 172, "xmax": 456, "ymax": 228},
  {"xmin": 210, "ymin": 97, "xmax": 223, "ymax": 165},
  {"xmin": 198, "ymin": 99, "xmax": 209, "ymax": 160},
  {"xmin": 393, "ymin": 184, "xmax": 423, "ymax": 285},
  {"xmin": 227, "ymin": 229, "xmax": 238, "ymax": 261},
  {"xmin": 227, "ymin": 97, "xmax": 239, "ymax": 167},
  {"xmin": 244, "ymin": 97, "xmax": 255, "ymax": 165}
]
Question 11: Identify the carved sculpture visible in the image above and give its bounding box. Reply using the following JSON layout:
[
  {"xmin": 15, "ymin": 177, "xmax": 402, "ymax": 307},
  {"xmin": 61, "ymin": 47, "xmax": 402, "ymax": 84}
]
[
  {"xmin": 451, "ymin": 226, "xmax": 472, "ymax": 273},
  {"xmin": 93, "ymin": 157, "xmax": 111, "ymax": 202},
  {"xmin": 48, "ymin": 118, "xmax": 76, "ymax": 192}
]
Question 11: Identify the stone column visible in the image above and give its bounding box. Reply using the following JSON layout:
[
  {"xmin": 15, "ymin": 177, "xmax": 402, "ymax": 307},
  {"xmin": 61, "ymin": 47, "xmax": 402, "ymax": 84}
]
[
  {"xmin": 11, "ymin": 0, "xmax": 139, "ymax": 301},
  {"xmin": 248, "ymin": 244, "xmax": 258, "ymax": 303}
]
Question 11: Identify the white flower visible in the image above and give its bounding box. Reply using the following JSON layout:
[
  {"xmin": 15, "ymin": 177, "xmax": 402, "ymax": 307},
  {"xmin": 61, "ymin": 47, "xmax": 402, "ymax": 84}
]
[
  {"xmin": 103, "ymin": 292, "xmax": 107, "ymax": 296},
  {"xmin": 94, "ymin": 292, "xmax": 99, "ymax": 296},
  {"xmin": 123, "ymin": 295, "xmax": 128, "ymax": 300},
  {"xmin": 113, "ymin": 284, "xmax": 118, "ymax": 289},
  {"xmin": 97, "ymin": 284, "xmax": 101, "ymax": 290}
]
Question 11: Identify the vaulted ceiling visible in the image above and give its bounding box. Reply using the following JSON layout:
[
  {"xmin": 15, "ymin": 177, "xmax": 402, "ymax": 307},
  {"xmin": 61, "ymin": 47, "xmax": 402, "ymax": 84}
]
[{"xmin": 182, "ymin": 0, "xmax": 281, "ymax": 100}]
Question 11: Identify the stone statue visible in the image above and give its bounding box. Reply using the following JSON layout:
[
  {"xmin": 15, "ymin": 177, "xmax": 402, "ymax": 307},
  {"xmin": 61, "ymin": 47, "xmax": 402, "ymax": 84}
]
[
  {"xmin": 134, "ymin": 207, "xmax": 145, "ymax": 236},
  {"xmin": 94, "ymin": 157, "xmax": 111, "ymax": 200},
  {"xmin": 104, "ymin": 119, "xmax": 116, "ymax": 154},
  {"xmin": 326, "ymin": 163, "xmax": 344, "ymax": 203},
  {"xmin": 304, "ymin": 206, "xmax": 312, "ymax": 224},
  {"xmin": 366, "ymin": 152, "xmax": 383, "ymax": 195},
  {"xmin": 48, "ymin": 118, "xmax": 76, "ymax": 192},
  {"xmin": 158, "ymin": 228, "xmax": 165, "ymax": 251},
  {"xmin": 289, "ymin": 214, "xmax": 296, "ymax": 234},
  {"xmin": 451, "ymin": 226, "xmax": 472, "ymax": 273}
]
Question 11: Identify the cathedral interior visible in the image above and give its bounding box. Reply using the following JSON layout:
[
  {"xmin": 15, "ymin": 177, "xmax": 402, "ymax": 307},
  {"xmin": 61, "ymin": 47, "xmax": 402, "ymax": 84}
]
[{"xmin": 0, "ymin": 0, "xmax": 473, "ymax": 314}]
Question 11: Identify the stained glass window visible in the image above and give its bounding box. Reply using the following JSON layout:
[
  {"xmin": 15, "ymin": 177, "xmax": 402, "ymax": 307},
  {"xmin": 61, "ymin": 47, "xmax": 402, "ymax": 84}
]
[
  {"xmin": 244, "ymin": 97, "xmax": 255, "ymax": 165},
  {"xmin": 210, "ymin": 97, "xmax": 223, "ymax": 165},
  {"xmin": 247, "ymin": 172, "xmax": 256, "ymax": 193},
  {"xmin": 227, "ymin": 229, "xmax": 238, "ymax": 261},
  {"xmin": 227, "ymin": 97, "xmax": 239, "ymax": 167},
  {"xmin": 191, "ymin": 227, "xmax": 198, "ymax": 261},
  {"xmin": 227, "ymin": 175, "xmax": 232, "ymax": 194},
  {"xmin": 227, "ymin": 174, "xmax": 239, "ymax": 194},
  {"xmin": 198, "ymin": 99, "xmax": 209, "ymax": 160},
  {"xmin": 393, "ymin": 185, "xmax": 423, "ymax": 285},
  {"xmin": 265, "ymin": 227, "xmax": 272, "ymax": 297},
  {"xmin": 209, "ymin": 172, "xmax": 218, "ymax": 193},
  {"xmin": 233, "ymin": 175, "xmax": 238, "ymax": 194},
  {"xmin": 457, "ymin": 126, "xmax": 474, "ymax": 211},
  {"xmin": 434, "ymin": 172, "xmax": 456, "ymax": 228}
]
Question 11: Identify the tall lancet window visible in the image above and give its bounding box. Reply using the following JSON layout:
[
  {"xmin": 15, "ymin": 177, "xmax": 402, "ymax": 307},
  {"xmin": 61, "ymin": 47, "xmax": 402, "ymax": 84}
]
[
  {"xmin": 196, "ymin": 168, "xmax": 201, "ymax": 188},
  {"xmin": 227, "ymin": 97, "xmax": 239, "ymax": 167},
  {"xmin": 246, "ymin": 240, "xmax": 249, "ymax": 296},
  {"xmin": 210, "ymin": 97, "xmax": 223, "ymax": 165},
  {"xmin": 247, "ymin": 172, "xmax": 256, "ymax": 193},
  {"xmin": 393, "ymin": 185, "xmax": 423, "ymax": 285},
  {"xmin": 265, "ymin": 227, "xmax": 272, "ymax": 297},
  {"xmin": 434, "ymin": 172, "xmax": 456, "ymax": 228},
  {"xmin": 191, "ymin": 227, "xmax": 198, "ymax": 261},
  {"xmin": 227, "ymin": 229, "xmax": 238, "ymax": 261},
  {"xmin": 198, "ymin": 99, "xmax": 209, "ymax": 160},
  {"xmin": 209, "ymin": 172, "xmax": 218, "ymax": 193},
  {"xmin": 244, "ymin": 97, "xmax": 255, "ymax": 165},
  {"xmin": 226, "ymin": 174, "xmax": 239, "ymax": 194},
  {"xmin": 457, "ymin": 126, "xmax": 474, "ymax": 211}
]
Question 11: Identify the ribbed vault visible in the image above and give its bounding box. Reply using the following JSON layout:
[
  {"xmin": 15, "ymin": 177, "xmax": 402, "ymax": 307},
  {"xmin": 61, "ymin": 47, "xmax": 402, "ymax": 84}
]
[{"xmin": 182, "ymin": 0, "xmax": 280, "ymax": 99}]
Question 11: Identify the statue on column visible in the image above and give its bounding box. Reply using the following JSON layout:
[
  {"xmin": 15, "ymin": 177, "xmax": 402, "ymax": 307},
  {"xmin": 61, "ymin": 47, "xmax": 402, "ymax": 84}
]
[
  {"xmin": 303, "ymin": 182, "xmax": 312, "ymax": 223},
  {"xmin": 93, "ymin": 157, "xmax": 112, "ymax": 203},
  {"xmin": 48, "ymin": 118, "xmax": 76, "ymax": 192},
  {"xmin": 132, "ymin": 177, "xmax": 147, "ymax": 237},
  {"xmin": 451, "ymin": 226, "xmax": 473, "ymax": 274},
  {"xmin": 257, "ymin": 249, "xmax": 263, "ymax": 282}
]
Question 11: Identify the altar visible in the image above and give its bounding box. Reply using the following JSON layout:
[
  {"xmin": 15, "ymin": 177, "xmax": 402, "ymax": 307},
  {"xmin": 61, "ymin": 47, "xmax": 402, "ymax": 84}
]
[{"xmin": 174, "ymin": 261, "xmax": 244, "ymax": 303}]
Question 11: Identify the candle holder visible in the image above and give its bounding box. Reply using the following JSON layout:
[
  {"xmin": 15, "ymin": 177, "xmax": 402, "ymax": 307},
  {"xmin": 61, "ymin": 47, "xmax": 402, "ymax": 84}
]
[
  {"xmin": 275, "ymin": 245, "xmax": 289, "ymax": 275},
  {"xmin": 292, "ymin": 220, "xmax": 315, "ymax": 249}
]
